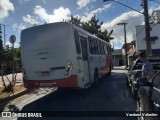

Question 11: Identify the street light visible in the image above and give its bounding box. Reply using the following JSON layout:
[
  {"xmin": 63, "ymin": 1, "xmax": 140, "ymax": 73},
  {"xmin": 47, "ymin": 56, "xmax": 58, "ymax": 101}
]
[
  {"xmin": 117, "ymin": 22, "xmax": 128, "ymax": 67},
  {"xmin": 0, "ymin": 23, "xmax": 9, "ymax": 48}
]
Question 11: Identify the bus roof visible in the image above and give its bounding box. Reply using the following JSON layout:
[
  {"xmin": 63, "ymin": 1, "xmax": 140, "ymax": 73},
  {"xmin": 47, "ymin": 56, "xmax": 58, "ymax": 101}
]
[{"xmin": 21, "ymin": 22, "xmax": 111, "ymax": 46}]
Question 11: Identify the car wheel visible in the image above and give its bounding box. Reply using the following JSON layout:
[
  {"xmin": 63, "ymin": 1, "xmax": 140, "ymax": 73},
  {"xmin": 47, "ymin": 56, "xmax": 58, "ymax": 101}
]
[{"xmin": 108, "ymin": 64, "xmax": 112, "ymax": 76}]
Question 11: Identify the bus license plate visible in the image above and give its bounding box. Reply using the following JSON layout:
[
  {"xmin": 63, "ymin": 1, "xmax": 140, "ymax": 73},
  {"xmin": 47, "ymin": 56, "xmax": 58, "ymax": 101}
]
[{"xmin": 41, "ymin": 71, "xmax": 50, "ymax": 76}]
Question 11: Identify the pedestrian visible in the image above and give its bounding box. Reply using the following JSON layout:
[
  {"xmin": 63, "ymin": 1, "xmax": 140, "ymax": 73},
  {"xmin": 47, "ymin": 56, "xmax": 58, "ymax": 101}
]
[
  {"xmin": 138, "ymin": 51, "xmax": 153, "ymax": 82},
  {"xmin": 137, "ymin": 52, "xmax": 153, "ymax": 114}
]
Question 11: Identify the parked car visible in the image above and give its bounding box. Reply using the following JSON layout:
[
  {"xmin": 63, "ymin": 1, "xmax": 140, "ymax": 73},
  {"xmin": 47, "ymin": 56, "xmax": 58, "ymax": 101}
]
[
  {"xmin": 126, "ymin": 58, "xmax": 160, "ymax": 98},
  {"xmin": 137, "ymin": 71, "xmax": 160, "ymax": 120}
]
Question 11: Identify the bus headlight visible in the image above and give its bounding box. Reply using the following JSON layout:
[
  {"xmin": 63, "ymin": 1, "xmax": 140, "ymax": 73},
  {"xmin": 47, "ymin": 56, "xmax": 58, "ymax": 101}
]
[{"xmin": 65, "ymin": 61, "xmax": 72, "ymax": 77}]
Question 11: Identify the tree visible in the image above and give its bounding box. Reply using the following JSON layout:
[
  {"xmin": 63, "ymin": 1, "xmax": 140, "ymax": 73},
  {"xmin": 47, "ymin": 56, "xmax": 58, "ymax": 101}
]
[
  {"xmin": 98, "ymin": 29, "xmax": 114, "ymax": 43},
  {"xmin": 69, "ymin": 15, "xmax": 81, "ymax": 27},
  {"xmin": 67, "ymin": 15, "xmax": 113, "ymax": 42},
  {"xmin": 0, "ymin": 25, "xmax": 3, "ymax": 57},
  {"xmin": 82, "ymin": 15, "xmax": 103, "ymax": 35},
  {"xmin": 0, "ymin": 25, "xmax": 6, "ymax": 88}
]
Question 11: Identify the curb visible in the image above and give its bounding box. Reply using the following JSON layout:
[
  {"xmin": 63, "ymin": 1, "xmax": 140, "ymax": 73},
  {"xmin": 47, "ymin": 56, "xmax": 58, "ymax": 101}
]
[{"xmin": 0, "ymin": 88, "xmax": 34, "ymax": 112}]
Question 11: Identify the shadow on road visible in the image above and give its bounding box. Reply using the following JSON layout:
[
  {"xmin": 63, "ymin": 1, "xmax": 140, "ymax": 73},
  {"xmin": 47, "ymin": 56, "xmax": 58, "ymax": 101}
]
[
  {"xmin": 0, "ymin": 99, "xmax": 11, "ymax": 112},
  {"xmin": 17, "ymin": 72, "xmax": 137, "ymax": 120}
]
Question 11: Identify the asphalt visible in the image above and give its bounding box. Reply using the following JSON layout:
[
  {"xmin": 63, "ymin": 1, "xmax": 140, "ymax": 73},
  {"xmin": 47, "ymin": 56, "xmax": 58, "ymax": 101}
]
[{"xmin": 14, "ymin": 68, "xmax": 137, "ymax": 120}]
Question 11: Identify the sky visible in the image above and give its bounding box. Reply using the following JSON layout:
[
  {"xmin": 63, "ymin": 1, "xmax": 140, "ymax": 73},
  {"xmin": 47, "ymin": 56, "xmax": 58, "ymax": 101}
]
[{"xmin": 0, "ymin": 0, "xmax": 160, "ymax": 49}]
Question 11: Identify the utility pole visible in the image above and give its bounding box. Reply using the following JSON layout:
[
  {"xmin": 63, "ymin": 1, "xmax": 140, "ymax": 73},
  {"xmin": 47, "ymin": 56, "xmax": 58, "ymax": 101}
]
[
  {"xmin": 142, "ymin": 0, "xmax": 152, "ymax": 57},
  {"xmin": 103, "ymin": 0, "xmax": 152, "ymax": 57},
  {"xmin": 117, "ymin": 23, "xmax": 128, "ymax": 67},
  {"xmin": 0, "ymin": 24, "xmax": 9, "ymax": 48}
]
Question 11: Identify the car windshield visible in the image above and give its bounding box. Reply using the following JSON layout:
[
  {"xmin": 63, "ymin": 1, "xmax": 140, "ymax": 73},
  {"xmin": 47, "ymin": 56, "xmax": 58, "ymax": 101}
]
[
  {"xmin": 133, "ymin": 62, "xmax": 143, "ymax": 70},
  {"xmin": 132, "ymin": 59, "xmax": 160, "ymax": 70},
  {"xmin": 148, "ymin": 59, "xmax": 160, "ymax": 70}
]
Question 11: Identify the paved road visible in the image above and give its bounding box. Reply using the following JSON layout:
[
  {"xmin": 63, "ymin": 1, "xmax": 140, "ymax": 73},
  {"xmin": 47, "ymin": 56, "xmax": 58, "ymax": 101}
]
[{"xmin": 17, "ymin": 68, "xmax": 137, "ymax": 120}]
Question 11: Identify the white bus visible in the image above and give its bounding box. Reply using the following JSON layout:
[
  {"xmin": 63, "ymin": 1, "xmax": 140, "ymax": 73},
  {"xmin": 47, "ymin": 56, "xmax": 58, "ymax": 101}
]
[{"xmin": 21, "ymin": 22, "xmax": 112, "ymax": 88}]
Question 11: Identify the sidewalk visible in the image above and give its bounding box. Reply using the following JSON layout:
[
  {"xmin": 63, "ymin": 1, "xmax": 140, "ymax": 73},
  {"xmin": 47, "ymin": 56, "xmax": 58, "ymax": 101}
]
[
  {"xmin": 0, "ymin": 73, "xmax": 30, "ymax": 103},
  {"xmin": 113, "ymin": 66, "xmax": 127, "ymax": 70},
  {"xmin": 0, "ymin": 73, "xmax": 23, "ymax": 87}
]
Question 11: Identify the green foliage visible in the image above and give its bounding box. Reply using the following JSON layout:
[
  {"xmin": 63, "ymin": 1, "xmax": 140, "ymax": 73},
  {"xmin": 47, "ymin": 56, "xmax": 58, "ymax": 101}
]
[
  {"xmin": 69, "ymin": 15, "xmax": 82, "ymax": 27},
  {"xmin": 1, "ymin": 45, "xmax": 21, "ymax": 74},
  {"xmin": 0, "ymin": 39, "xmax": 3, "ymax": 51},
  {"xmin": 0, "ymin": 40, "xmax": 3, "ymax": 61},
  {"xmin": 0, "ymin": 25, "xmax": 3, "ymax": 61},
  {"xmin": 81, "ymin": 15, "xmax": 100, "ymax": 35},
  {"xmin": 67, "ymin": 15, "xmax": 113, "ymax": 42}
]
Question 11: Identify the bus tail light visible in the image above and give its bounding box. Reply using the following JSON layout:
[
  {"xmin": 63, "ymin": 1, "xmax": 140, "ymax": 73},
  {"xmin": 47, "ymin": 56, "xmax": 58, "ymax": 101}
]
[{"xmin": 65, "ymin": 61, "xmax": 72, "ymax": 78}]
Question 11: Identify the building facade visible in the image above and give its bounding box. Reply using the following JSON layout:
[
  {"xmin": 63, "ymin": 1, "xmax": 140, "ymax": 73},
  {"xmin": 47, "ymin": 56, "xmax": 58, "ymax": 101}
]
[
  {"xmin": 133, "ymin": 24, "xmax": 160, "ymax": 57},
  {"xmin": 112, "ymin": 49, "xmax": 123, "ymax": 66}
]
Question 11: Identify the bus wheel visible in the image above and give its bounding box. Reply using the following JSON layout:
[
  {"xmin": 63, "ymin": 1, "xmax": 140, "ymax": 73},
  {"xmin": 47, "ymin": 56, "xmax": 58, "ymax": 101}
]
[
  {"xmin": 94, "ymin": 68, "xmax": 99, "ymax": 85},
  {"xmin": 107, "ymin": 64, "xmax": 112, "ymax": 76}
]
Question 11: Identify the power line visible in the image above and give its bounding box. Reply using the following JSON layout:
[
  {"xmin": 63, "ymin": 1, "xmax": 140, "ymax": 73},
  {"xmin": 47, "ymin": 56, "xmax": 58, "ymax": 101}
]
[
  {"xmin": 150, "ymin": 0, "xmax": 160, "ymax": 4},
  {"xmin": 112, "ymin": 33, "xmax": 125, "ymax": 42},
  {"xmin": 122, "ymin": 0, "xmax": 129, "ymax": 13}
]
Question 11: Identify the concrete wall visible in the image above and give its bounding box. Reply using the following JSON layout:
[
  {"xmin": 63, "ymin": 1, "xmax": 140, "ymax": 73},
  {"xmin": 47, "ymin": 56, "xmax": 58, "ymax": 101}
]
[
  {"xmin": 135, "ymin": 24, "xmax": 160, "ymax": 51},
  {"xmin": 112, "ymin": 54, "xmax": 123, "ymax": 66}
]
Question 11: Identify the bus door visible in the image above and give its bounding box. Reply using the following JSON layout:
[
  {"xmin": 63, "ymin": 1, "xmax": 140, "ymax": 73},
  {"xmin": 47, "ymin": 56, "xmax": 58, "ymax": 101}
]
[{"xmin": 79, "ymin": 36, "xmax": 90, "ymax": 86}]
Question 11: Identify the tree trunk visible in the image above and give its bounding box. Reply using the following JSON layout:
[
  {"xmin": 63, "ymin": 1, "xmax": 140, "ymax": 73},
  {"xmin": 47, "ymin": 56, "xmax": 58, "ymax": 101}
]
[{"xmin": 0, "ymin": 61, "xmax": 6, "ymax": 88}]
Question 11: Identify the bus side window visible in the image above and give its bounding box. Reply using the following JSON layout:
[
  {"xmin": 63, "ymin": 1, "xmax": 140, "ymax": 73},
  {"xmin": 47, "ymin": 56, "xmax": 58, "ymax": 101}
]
[
  {"xmin": 90, "ymin": 38, "xmax": 93, "ymax": 54},
  {"xmin": 105, "ymin": 44, "xmax": 108, "ymax": 54},
  {"xmin": 102, "ymin": 43, "xmax": 105, "ymax": 55},
  {"xmin": 108, "ymin": 46, "xmax": 111, "ymax": 54},
  {"xmin": 95, "ymin": 39, "xmax": 99, "ymax": 55},
  {"xmin": 93, "ymin": 39, "xmax": 96, "ymax": 54},
  {"xmin": 80, "ymin": 37, "xmax": 88, "ymax": 60},
  {"xmin": 95, "ymin": 39, "xmax": 100, "ymax": 55},
  {"xmin": 98, "ymin": 41, "xmax": 101, "ymax": 55},
  {"xmin": 100, "ymin": 42, "xmax": 103, "ymax": 55},
  {"xmin": 108, "ymin": 46, "xmax": 110, "ymax": 54},
  {"xmin": 89, "ymin": 37, "xmax": 92, "ymax": 54},
  {"xmin": 93, "ymin": 39, "xmax": 97, "ymax": 54},
  {"xmin": 97, "ymin": 40, "xmax": 100, "ymax": 55},
  {"xmin": 91, "ymin": 38, "xmax": 94, "ymax": 54},
  {"xmin": 74, "ymin": 30, "xmax": 81, "ymax": 54}
]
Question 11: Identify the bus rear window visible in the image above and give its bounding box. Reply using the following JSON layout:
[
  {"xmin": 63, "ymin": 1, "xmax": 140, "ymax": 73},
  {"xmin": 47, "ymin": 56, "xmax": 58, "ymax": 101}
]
[{"xmin": 74, "ymin": 30, "xmax": 81, "ymax": 54}]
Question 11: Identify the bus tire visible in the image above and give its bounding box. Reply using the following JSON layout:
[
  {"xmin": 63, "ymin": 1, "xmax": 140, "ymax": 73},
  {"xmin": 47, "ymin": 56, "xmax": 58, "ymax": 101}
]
[
  {"xmin": 108, "ymin": 64, "xmax": 112, "ymax": 75},
  {"xmin": 94, "ymin": 68, "xmax": 99, "ymax": 85}
]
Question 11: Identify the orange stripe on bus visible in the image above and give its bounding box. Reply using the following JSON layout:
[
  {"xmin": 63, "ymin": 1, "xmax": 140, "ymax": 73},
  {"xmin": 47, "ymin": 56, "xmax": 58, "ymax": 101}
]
[{"xmin": 23, "ymin": 75, "xmax": 78, "ymax": 88}]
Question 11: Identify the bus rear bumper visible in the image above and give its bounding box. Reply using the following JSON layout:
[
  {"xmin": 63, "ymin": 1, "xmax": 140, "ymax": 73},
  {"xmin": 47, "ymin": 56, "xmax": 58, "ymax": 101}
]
[{"xmin": 23, "ymin": 75, "xmax": 78, "ymax": 88}]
